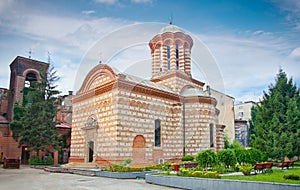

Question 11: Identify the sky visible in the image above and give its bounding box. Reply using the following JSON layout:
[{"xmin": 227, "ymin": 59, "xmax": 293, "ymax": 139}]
[{"xmin": 0, "ymin": 0, "xmax": 299, "ymax": 103}]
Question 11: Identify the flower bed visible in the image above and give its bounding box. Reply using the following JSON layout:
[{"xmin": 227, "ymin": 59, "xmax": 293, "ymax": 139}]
[{"xmin": 146, "ymin": 174, "xmax": 300, "ymax": 190}]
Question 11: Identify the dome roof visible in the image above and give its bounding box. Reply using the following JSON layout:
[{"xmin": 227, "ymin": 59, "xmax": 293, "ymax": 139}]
[
  {"xmin": 181, "ymin": 87, "xmax": 207, "ymax": 97},
  {"xmin": 159, "ymin": 24, "xmax": 184, "ymax": 34}
]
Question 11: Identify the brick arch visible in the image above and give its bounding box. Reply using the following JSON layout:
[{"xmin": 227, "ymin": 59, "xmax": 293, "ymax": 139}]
[
  {"xmin": 174, "ymin": 39, "xmax": 184, "ymax": 46},
  {"xmin": 132, "ymin": 135, "xmax": 146, "ymax": 164},
  {"xmin": 78, "ymin": 64, "xmax": 117, "ymax": 94},
  {"xmin": 132, "ymin": 135, "xmax": 146, "ymax": 148},
  {"xmin": 22, "ymin": 68, "xmax": 41, "ymax": 81},
  {"xmin": 162, "ymin": 38, "xmax": 174, "ymax": 46}
]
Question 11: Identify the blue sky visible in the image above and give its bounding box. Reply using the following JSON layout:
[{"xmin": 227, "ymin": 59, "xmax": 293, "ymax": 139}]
[{"xmin": 0, "ymin": 0, "xmax": 299, "ymax": 102}]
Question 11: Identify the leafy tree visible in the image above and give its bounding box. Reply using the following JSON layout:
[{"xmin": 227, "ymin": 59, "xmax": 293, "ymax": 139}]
[
  {"xmin": 247, "ymin": 148, "xmax": 266, "ymax": 164},
  {"xmin": 224, "ymin": 133, "xmax": 231, "ymax": 149},
  {"xmin": 249, "ymin": 106, "xmax": 258, "ymax": 144},
  {"xmin": 10, "ymin": 66, "xmax": 60, "ymax": 156},
  {"xmin": 234, "ymin": 148, "xmax": 251, "ymax": 164},
  {"xmin": 217, "ymin": 149, "xmax": 237, "ymax": 168},
  {"xmin": 249, "ymin": 69, "xmax": 300, "ymax": 160},
  {"xmin": 196, "ymin": 149, "xmax": 218, "ymax": 169},
  {"xmin": 230, "ymin": 140, "xmax": 243, "ymax": 150}
]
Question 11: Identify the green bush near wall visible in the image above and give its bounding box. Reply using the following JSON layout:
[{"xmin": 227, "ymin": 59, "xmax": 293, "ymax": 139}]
[{"xmin": 29, "ymin": 155, "xmax": 54, "ymax": 165}]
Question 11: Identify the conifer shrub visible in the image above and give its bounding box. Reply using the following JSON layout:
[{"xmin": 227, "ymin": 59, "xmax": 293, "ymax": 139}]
[
  {"xmin": 283, "ymin": 174, "xmax": 300, "ymax": 181},
  {"xmin": 182, "ymin": 154, "xmax": 194, "ymax": 162}
]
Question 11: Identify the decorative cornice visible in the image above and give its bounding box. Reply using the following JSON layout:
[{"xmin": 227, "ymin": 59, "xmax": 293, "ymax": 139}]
[
  {"xmin": 72, "ymin": 90, "xmax": 95, "ymax": 103},
  {"xmin": 116, "ymin": 78, "xmax": 180, "ymax": 102},
  {"xmin": 184, "ymin": 96, "xmax": 217, "ymax": 106},
  {"xmin": 151, "ymin": 71, "xmax": 205, "ymax": 87}
]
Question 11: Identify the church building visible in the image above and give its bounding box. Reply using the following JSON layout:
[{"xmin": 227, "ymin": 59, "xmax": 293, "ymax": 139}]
[{"xmin": 69, "ymin": 24, "xmax": 225, "ymax": 165}]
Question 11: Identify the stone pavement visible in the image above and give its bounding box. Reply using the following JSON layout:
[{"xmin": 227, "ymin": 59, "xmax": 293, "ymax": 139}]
[{"xmin": 0, "ymin": 165, "xmax": 180, "ymax": 190}]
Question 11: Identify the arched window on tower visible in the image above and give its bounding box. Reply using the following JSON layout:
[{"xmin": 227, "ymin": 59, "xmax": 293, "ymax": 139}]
[
  {"xmin": 176, "ymin": 44, "xmax": 179, "ymax": 70},
  {"xmin": 155, "ymin": 119, "xmax": 161, "ymax": 147},
  {"xmin": 25, "ymin": 72, "xmax": 38, "ymax": 88},
  {"xmin": 160, "ymin": 46, "xmax": 163, "ymax": 72},
  {"xmin": 167, "ymin": 45, "xmax": 171, "ymax": 70},
  {"xmin": 210, "ymin": 124, "xmax": 214, "ymax": 147}
]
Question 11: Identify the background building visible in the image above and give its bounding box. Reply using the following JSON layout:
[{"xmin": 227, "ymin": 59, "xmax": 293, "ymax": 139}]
[
  {"xmin": 234, "ymin": 101, "xmax": 257, "ymax": 147},
  {"xmin": 0, "ymin": 56, "xmax": 72, "ymax": 164},
  {"xmin": 206, "ymin": 87, "xmax": 235, "ymax": 143}
]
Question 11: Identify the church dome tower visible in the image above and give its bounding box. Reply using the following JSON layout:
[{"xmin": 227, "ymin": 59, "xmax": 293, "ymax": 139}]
[{"xmin": 149, "ymin": 24, "xmax": 193, "ymax": 78}]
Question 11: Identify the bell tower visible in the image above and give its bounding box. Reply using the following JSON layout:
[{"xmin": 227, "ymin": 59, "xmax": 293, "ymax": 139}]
[
  {"xmin": 149, "ymin": 24, "xmax": 193, "ymax": 78},
  {"xmin": 7, "ymin": 56, "xmax": 49, "ymax": 121}
]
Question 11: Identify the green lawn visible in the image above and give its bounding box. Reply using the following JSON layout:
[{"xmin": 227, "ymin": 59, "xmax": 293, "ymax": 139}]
[{"xmin": 222, "ymin": 167, "xmax": 300, "ymax": 184}]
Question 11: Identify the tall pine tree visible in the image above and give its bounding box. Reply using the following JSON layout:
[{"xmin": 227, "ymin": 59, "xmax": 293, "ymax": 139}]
[
  {"xmin": 250, "ymin": 69, "xmax": 300, "ymax": 160},
  {"xmin": 10, "ymin": 66, "xmax": 60, "ymax": 156}
]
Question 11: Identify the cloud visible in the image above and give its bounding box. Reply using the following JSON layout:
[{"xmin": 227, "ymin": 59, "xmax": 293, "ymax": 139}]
[
  {"xmin": 271, "ymin": 0, "xmax": 300, "ymax": 30},
  {"xmin": 0, "ymin": 7, "xmax": 131, "ymax": 93},
  {"xmin": 93, "ymin": 0, "xmax": 118, "ymax": 4},
  {"xmin": 198, "ymin": 30, "xmax": 298, "ymax": 102},
  {"xmin": 82, "ymin": 10, "xmax": 96, "ymax": 15},
  {"xmin": 0, "ymin": 1, "xmax": 298, "ymax": 102},
  {"xmin": 288, "ymin": 47, "xmax": 300, "ymax": 60},
  {"xmin": 131, "ymin": 0, "xmax": 153, "ymax": 3},
  {"xmin": 0, "ymin": 0, "xmax": 16, "ymax": 15}
]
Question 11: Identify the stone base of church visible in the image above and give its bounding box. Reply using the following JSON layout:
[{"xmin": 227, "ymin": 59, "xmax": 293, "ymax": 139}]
[{"xmin": 68, "ymin": 156, "xmax": 84, "ymax": 163}]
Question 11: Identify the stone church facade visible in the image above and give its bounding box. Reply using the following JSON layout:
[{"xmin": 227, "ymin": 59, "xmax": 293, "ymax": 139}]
[{"xmin": 70, "ymin": 25, "xmax": 225, "ymax": 165}]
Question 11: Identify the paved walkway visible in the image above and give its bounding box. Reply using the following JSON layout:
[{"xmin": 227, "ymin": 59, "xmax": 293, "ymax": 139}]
[{"xmin": 0, "ymin": 166, "xmax": 180, "ymax": 190}]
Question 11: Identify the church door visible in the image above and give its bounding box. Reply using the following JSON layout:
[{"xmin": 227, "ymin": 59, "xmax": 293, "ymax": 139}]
[
  {"xmin": 132, "ymin": 135, "xmax": 146, "ymax": 165},
  {"xmin": 21, "ymin": 146, "xmax": 30, "ymax": 164},
  {"xmin": 88, "ymin": 141, "xmax": 94, "ymax": 162}
]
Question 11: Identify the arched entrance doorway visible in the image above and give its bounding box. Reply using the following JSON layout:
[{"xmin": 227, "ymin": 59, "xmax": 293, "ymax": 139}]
[
  {"xmin": 132, "ymin": 135, "xmax": 146, "ymax": 165},
  {"xmin": 88, "ymin": 141, "xmax": 94, "ymax": 163},
  {"xmin": 21, "ymin": 145, "xmax": 30, "ymax": 164},
  {"xmin": 82, "ymin": 116, "xmax": 98, "ymax": 163}
]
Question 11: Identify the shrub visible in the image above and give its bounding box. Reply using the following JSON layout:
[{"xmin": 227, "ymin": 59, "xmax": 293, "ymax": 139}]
[
  {"xmin": 182, "ymin": 154, "xmax": 194, "ymax": 162},
  {"xmin": 29, "ymin": 155, "xmax": 54, "ymax": 165},
  {"xmin": 151, "ymin": 163, "xmax": 162, "ymax": 170},
  {"xmin": 234, "ymin": 148, "xmax": 251, "ymax": 164},
  {"xmin": 162, "ymin": 162, "xmax": 174, "ymax": 171},
  {"xmin": 110, "ymin": 164, "xmax": 130, "ymax": 172},
  {"xmin": 237, "ymin": 163, "xmax": 253, "ymax": 176},
  {"xmin": 196, "ymin": 150, "xmax": 218, "ymax": 169},
  {"xmin": 178, "ymin": 168, "xmax": 220, "ymax": 179},
  {"xmin": 283, "ymin": 174, "xmax": 300, "ymax": 180},
  {"xmin": 247, "ymin": 148, "xmax": 266, "ymax": 164},
  {"xmin": 129, "ymin": 166, "xmax": 144, "ymax": 172},
  {"xmin": 123, "ymin": 158, "xmax": 132, "ymax": 166},
  {"xmin": 213, "ymin": 164, "xmax": 228, "ymax": 174},
  {"xmin": 44, "ymin": 155, "xmax": 54, "ymax": 165},
  {"xmin": 217, "ymin": 149, "xmax": 237, "ymax": 168}
]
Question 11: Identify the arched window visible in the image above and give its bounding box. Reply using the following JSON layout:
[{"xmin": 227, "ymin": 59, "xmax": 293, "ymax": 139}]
[
  {"xmin": 160, "ymin": 46, "xmax": 163, "ymax": 72},
  {"xmin": 25, "ymin": 72, "xmax": 38, "ymax": 88},
  {"xmin": 155, "ymin": 119, "xmax": 161, "ymax": 147},
  {"xmin": 176, "ymin": 44, "xmax": 179, "ymax": 70},
  {"xmin": 167, "ymin": 45, "xmax": 171, "ymax": 70},
  {"xmin": 210, "ymin": 124, "xmax": 214, "ymax": 147},
  {"xmin": 176, "ymin": 44, "xmax": 179, "ymax": 58}
]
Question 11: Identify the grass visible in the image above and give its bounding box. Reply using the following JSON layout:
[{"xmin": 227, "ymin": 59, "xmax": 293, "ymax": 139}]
[{"xmin": 222, "ymin": 167, "xmax": 300, "ymax": 184}]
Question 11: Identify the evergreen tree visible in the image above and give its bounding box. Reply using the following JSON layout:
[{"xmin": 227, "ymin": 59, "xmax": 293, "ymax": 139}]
[
  {"xmin": 250, "ymin": 69, "xmax": 300, "ymax": 160},
  {"xmin": 10, "ymin": 66, "xmax": 60, "ymax": 156}
]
